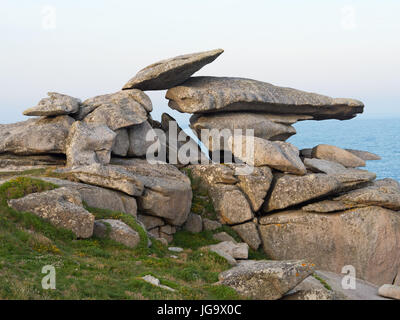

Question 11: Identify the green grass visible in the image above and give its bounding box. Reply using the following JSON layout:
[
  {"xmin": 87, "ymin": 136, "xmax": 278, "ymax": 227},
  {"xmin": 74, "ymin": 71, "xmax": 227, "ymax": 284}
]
[
  {"xmin": 0, "ymin": 175, "xmax": 242, "ymax": 300},
  {"xmin": 313, "ymin": 274, "xmax": 332, "ymax": 291}
]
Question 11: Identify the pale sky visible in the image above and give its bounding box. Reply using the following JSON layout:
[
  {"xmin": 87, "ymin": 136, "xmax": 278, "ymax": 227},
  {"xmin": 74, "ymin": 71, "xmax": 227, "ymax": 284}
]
[{"xmin": 1, "ymin": 0, "xmax": 399, "ymax": 126}]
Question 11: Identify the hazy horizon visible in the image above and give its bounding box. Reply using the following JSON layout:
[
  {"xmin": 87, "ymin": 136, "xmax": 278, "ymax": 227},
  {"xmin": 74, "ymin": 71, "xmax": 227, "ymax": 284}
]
[{"xmin": 1, "ymin": 0, "xmax": 399, "ymax": 126}]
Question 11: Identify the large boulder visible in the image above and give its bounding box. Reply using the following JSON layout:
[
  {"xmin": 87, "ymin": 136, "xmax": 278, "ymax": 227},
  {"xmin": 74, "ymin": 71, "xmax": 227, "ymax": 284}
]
[
  {"xmin": 345, "ymin": 148, "xmax": 381, "ymax": 161},
  {"xmin": 23, "ymin": 92, "xmax": 81, "ymax": 116},
  {"xmin": 111, "ymin": 158, "xmax": 192, "ymax": 226},
  {"xmin": 66, "ymin": 121, "xmax": 116, "ymax": 167},
  {"xmin": 122, "ymin": 49, "xmax": 224, "ymax": 91},
  {"xmin": 228, "ymin": 135, "xmax": 306, "ymax": 175},
  {"xmin": 262, "ymin": 173, "xmax": 342, "ymax": 212},
  {"xmin": 189, "ymin": 113, "xmax": 299, "ymax": 151},
  {"xmin": 39, "ymin": 177, "xmax": 138, "ymax": 217},
  {"xmin": 93, "ymin": 219, "xmax": 140, "ymax": 248},
  {"xmin": 166, "ymin": 77, "xmax": 364, "ymax": 120},
  {"xmin": 112, "ymin": 129, "xmax": 129, "ymax": 157},
  {"xmin": 65, "ymin": 164, "xmax": 144, "ymax": 196},
  {"xmin": 232, "ymin": 221, "xmax": 262, "ymax": 250},
  {"xmin": 0, "ymin": 116, "xmax": 74, "ymax": 155},
  {"xmin": 209, "ymin": 184, "xmax": 253, "ymax": 225},
  {"xmin": 8, "ymin": 187, "xmax": 94, "ymax": 238},
  {"xmin": 311, "ymin": 144, "xmax": 366, "ymax": 168},
  {"xmin": 258, "ymin": 206, "xmax": 400, "ymax": 285},
  {"xmin": 218, "ymin": 260, "xmax": 315, "ymax": 300},
  {"xmin": 334, "ymin": 178, "xmax": 400, "ymax": 211},
  {"xmin": 82, "ymin": 91, "xmax": 149, "ymax": 131},
  {"xmin": 127, "ymin": 121, "xmax": 157, "ymax": 157}
]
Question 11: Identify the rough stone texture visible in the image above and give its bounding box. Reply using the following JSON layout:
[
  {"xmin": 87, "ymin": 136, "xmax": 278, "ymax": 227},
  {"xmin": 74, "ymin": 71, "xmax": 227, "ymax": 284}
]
[
  {"xmin": 213, "ymin": 232, "xmax": 237, "ymax": 243},
  {"xmin": 228, "ymin": 135, "xmax": 306, "ymax": 175},
  {"xmin": 190, "ymin": 113, "xmax": 298, "ymax": 151},
  {"xmin": 137, "ymin": 214, "xmax": 165, "ymax": 230},
  {"xmin": 122, "ymin": 49, "xmax": 224, "ymax": 91},
  {"xmin": 0, "ymin": 116, "xmax": 74, "ymax": 155},
  {"xmin": 312, "ymin": 144, "xmax": 366, "ymax": 168},
  {"xmin": 300, "ymin": 148, "xmax": 313, "ymax": 159},
  {"xmin": 314, "ymin": 270, "xmax": 388, "ymax": 300},
  {"xmin": 282, "ymin": 275, "xmax": 336, "ymax": 300},
  {"xmin": 0, "ymin": 154, "xmax": 65, "ymax": 171},
  {"xmin": 112, "ymin": 129, "xmax": 129, "ymax": 157},
  {"xmin": 188, "ymin": 164, "xmax": 237, "ymax": 187},
  {"xmin": 77, "ymin": 89, "xmax": 152, "ymax": 120},
  {"xmin": 39, "ymin": 177, "xmax": 138, "ymax": 217},
  {"xmin": 83, "ymin": 91, "xmax": 149, "ymax": 131},
  {"xmin": 160, "ymin": 224, "xmax": 176, "ymax": 235},
  {"xmin": 183, "ymin": 213, "xmax": 203, "ymax": 233},
  {"xmin": 111, "ymin": 158, "xmax": 192, "ymax": 226},
  {"xmin": 23, "ymin": 92, "xmax": 81, "ymax": 116},
  {"xmin": 65, "ymin": 163, "xmax": 144, "ymax": 196},
  {"xmin": 263, "ymin": 173, "xmax": 342, "ymax": 212},
  {"xmin": 235, "ymin": 166, "xmax": 273, "ymax": 212},
  {"xmin": 378, "ymin": 284, "xmax": 400, "ymax": 300},
  {"xmin": 210, "ymin": 184, "xmax": 253, "ymax": 225},
  {"xmin": 304, "ymin": 158, "xmax": 347, "ymax": 174},
  {"xmin": 127, "ymin": 121, "xmax": 156, "ymax": 157},
  {"xmin": 258, "ymin": 206, "xmax": 400, "ymax": 285},
  {"xmin": 166, "ymin": 77, "xmax": 364, "ymax": 120},
  {"xmin": 94, "ymin": 219, "xmax": 140, "ymax": 248},
  {"xmin": 66, "ymin": 121, "xmax": 116, "ymax": 167},
  {"xmin": 218, "ymin": 260, "xmax": 315, "ymax": 300},
  {"xmin": 302, "ymin": 199, "xmax": 365, "ymax": 213},
  {"xmin": 208, "ymin": 241, "xmax": 249, "ymax": 259},
  {"xmin": 232, "ymin": 222, "xmax": 261, "ymax": 250},
  {"xmin": 345, "ymin": 148, "xmax": 381, "ymax": 161},
  {"xmin": 203, "ymin": 218, "xmax": 222, "ymax": 231},
  {"xmin": 8, "ymin": 187, "xmax": 94, "ymax": 238},
  {"xmin": 334, "ymin": 178, "xmax": 400, "ymax": 211}
]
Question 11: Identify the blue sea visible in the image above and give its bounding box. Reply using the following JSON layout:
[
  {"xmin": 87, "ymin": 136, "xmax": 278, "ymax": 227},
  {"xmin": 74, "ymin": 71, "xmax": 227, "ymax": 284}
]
[{"xmin": 288, "ymin": 118, "xmax": 400, "ymax": 182}]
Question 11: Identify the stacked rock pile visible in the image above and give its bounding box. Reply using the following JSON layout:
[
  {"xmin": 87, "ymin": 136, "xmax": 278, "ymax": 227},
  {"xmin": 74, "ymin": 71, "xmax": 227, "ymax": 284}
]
[{"xmin": 1, "ymin": 48, "xmax": 399, "ymax": 294}]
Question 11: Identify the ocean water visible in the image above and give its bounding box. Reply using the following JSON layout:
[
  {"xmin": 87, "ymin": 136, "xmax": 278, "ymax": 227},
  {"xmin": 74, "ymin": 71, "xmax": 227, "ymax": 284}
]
[{"xmin": 288, "ymin": 118, "xmax": 400, "ymax": 182}]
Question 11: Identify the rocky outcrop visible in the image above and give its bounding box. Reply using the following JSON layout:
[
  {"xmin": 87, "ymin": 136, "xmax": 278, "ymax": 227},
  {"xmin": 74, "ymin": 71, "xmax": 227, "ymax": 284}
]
[
  {"xmin": 258, "ymin": 206, "xmax": 400, "ymax": 285},
  {"xmin": 23, "ymin": 92, "xmax": 81, "ymax": 117},
  {"xmin": 166, "ymin": 77, "xmax": 364, "ymax": 120},
  {"xmin": 218, "ymin": 260, "xmax": 315, "ymax": 300},
  {"xmin": 0, "ymin": 116, "xmax": 74, "ymax": 155},
  {"xmin": 111, "ymin": 158, "xmax": 192, "ymax": 226},
  {"xmin": 8, "ymin": 187, "xmax": 94, "ymax": 238},
  {"xmin": 93, "ymin": 219, "xmax": 140, "ymax": 248},
  {"xmin": 0, "ymin": 154, "xmax": 65, "ymax": 171},
  {"xmin": 311, "ymin": 144, "xmax": 366, "ymax": 168},
  {"xmin": 122, "ymin": 49, "xmax": 224, "ymax": 91},
  {"xmin": 66, "ymin": 121, "xmax": 116, "ymax": 167}
]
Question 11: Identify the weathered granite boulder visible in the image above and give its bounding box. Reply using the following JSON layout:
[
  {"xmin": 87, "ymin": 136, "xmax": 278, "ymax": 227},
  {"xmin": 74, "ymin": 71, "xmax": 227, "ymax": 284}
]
[
  {"xmin": 210, "ymin": 184, "xmax": 253, "ymax": 225},
  {"xmin": 39, "ymin": 177, "xmax": 138, "ymax": 217},
  {"xmin": 208, "ymin": 241, "xmax": 249, "ymax": 260},
  {"xmin": 262, "ymin": 173, "xmax": 342, "ymax": 212},
  {"xmin": 23, "ymin": 92, "xmax": 81, "ymax": 116},
  {"xmin": 77, "ymin": 89, "xmax": 152, "ymax": 120},
  {"xmin": 93, "ymin": 219, "xmax": 140, "ymax": 248},
  {"xmin": 190, "ymin": 113, "xmax": 298, "ymax": 151},
  {"xmin": 378, "ymin": 284, "xmax": 400, "ymax": 300},
  {"xmin": 334, "ymin": 178, "xmax": 400, "ymax": 211},
  {"xmin": 137, "ymin": 214, "xmax": 165, "ymax": 230},
  {"xmin": 66, "ymin": 121, "xmax": 116, "ymax": 167},
  {"xmin": 0, "ymin": 154, "xmax": 65, "ymax": 171},
  {"xmin": 122, "ymin": 49, "xmax": 224, "ymax": 91},
  {"xmin": 65, "ymin": 164, "xmax": 144, "ymax": 196},
  {"xmin": 213, "ymin": 232, "xmax": 237, "ymax": 243},
  {"xmin": 228, "ymin": 135, "xmax": 306, "ymax": 175},
  {"xmin": 112, "ymin": 129, "xmax": 129, "ymax": 157},
  {"xmin": 82, "ymin": 91, "xmax": 149, "ymax": 131},
  {"xmin": 304, "ymin": 158, "xmax": 348, "ymax": 174},
  {"xmin": 0, "ymin": 116, "xmax": 74, "ymax": 155},
  {"xmin": 127, "ymin": 121, "xmax": 157, "ymax": 157},
  {"xmin": 218, "ymin": 260, "xmax": 315, "ymax": 300},
  {"xmin": 8, "ymin": 187, "xmax": 94, "ymax": 238},
  {"xmin": 282, "ymin": 275, "xmax": 336, "ymax": 300},
  {"xmin": 166, "ymin": 77, "xmax": 364, "ymax": 120},
  {"xmin": 111, "ymin": 158, "xmax": 192, "ymax": 226},
  {"xmin": 232, "ymin": 221, "xmax": 261, "ymax": 250},
  {"xmin": 301, "ymin": 199, "xmax": 365, "ymax": 213},
  {"xmin": 311, "ymin": 144, "xmax": 366, "ymax": 168},
  {"xmin": 183, "ymin": 213, "xmax": 203, "ymax": 233},
  {"xmin": 203, "ymin": 218, "xmax": 222, "ymax": 231},
  {"xmin": 188, "ymin": 164, "xmax": 237, "ymax": 186},
  {"xmin": 345, "ymin": 148, "xmax": 381, "ymax": 161},
  {"xmin": 258, "ymin": 206, "xmax": 400, "ymax": 285}
]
